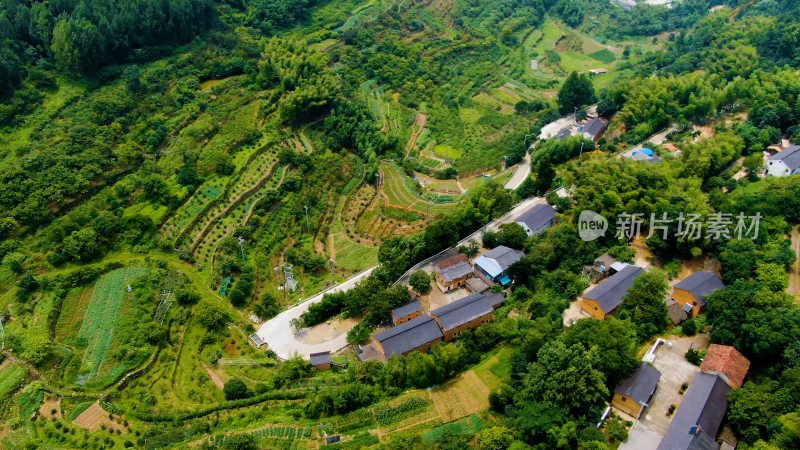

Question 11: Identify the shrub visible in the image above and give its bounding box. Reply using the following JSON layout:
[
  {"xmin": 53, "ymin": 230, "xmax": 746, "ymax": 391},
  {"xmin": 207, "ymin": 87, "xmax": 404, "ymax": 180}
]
[
  {"xmin": 685, "ymin": 349, "xmax": 702, "ymax": 366},
  {"xmin": 681, "ymin": 318, "xmax": 697, "ymax": 336},
  {"xmin": 223, "ymin": 379, "xmax": 252, "ymax": 401}
]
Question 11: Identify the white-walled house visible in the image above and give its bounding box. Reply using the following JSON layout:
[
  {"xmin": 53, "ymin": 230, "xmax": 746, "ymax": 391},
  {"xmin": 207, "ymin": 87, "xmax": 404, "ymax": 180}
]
[{"xmin": 767, "ymin": 144, "xmax": 800, "ymax": 177}]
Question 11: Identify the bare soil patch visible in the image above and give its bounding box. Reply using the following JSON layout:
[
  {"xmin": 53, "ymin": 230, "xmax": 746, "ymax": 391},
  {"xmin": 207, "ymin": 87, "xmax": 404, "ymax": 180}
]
[
  {"xmin": 299, "ymin": 317, "xmax": 358, "ymax": 345},
  {"xmin": 39, "ymin": 397, "xmax": 62, "ymax": 420},
  {"xmin": 72, "ymin": 402, "xmax": 128, "ymax": 434}
]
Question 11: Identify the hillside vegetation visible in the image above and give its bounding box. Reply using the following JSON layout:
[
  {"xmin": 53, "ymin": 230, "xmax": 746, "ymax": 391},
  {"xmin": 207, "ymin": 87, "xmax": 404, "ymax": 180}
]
[{"xmin": 0, "ymin": 0, "xmax": 799, "ymax": 449}]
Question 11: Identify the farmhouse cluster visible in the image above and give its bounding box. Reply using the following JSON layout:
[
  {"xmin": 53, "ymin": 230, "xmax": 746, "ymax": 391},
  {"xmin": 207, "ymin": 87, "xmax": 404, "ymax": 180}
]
[{"xmin": 349, "ymin": 203, "xmax": 558, "ymax": 361}]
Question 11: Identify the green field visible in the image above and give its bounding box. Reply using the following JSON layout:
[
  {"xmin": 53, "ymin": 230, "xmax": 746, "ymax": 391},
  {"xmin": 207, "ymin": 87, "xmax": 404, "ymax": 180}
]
[
  {"xmin": 380, "ymin": 162, "xmax": 459, "ymax": 215},
  {"xmin": 0, "ymin": 363, "xmax": 27, "ymax": 399},
  {"xmin": 76, "ymin": 267, "xmax": 148, "ymax": 381}
]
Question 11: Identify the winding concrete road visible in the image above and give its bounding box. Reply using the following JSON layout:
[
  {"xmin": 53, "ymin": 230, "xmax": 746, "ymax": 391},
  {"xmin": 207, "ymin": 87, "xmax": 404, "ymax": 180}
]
[
  {"xmin": 256, "ymin": 268, "xmax": 374, "ymax": 360},
  {"xmin": 504, "ymin": 153, "xmax": 531, "ymax": 190}
]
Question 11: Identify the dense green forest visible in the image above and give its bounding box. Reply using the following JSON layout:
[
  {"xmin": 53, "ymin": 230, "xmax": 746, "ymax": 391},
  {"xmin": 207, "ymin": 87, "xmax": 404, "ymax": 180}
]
[{"xmin": 0, "ymin": 0, "xmax": 799, "ymax": 448}]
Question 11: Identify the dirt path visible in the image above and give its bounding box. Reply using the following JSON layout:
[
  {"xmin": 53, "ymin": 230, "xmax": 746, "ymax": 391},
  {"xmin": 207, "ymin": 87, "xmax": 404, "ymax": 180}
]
[
  {"xmin": 456, "ymin": 178, "xmax": 466, "ymax": 194},
  {"xmin": 404, "ymin": 113, "xmax": 427, "ymax": 156},
  {"xmin": 789, "ymin": 225, "xmax": 800, "ymax": 299},
  {"xmin": 202, "ymin": 363, "xmax": 224, "ymax": 389}
]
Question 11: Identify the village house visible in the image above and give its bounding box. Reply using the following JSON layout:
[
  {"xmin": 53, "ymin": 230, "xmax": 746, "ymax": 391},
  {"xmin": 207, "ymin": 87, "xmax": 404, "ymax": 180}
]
[
  {"xmin": 658, "ymin": 345, "xmax": 750, "ymax": 450},
  {"xmin": 390, "ymin": 300, "xmax": 424, "ymax": 326},
  {"xmin": 582, "ymin": 117, "xmax": 609, "ymax": 141},
  {"xmin": 579, "ymin": 265, "xmax": 644, "ymax": 319},
  {"xmin": 474, "ymin": 245, "xmax": 525, "ymax": 286},
  {"xmin": 433, "ymin": 257, "xmax": 474, "ymax": 292},
  {"xmin": 430, "ymin": 292, "xmax": 504, "ymax": 341},
  {"xmin": 373, "ymin": 314, "xmax": 443, "ymax": 359},
  {"xmin": 515, "ymin": 203, "xmax": 557, "ymax": 237},
  {"xmin": 612, "ymin": 362, "xmax": 661, "ymax": 418},
  {"xmin": 766, "ymin": 144, "xmax": 800, "ymax": 177},
  {"xmin": 671, "ymin": 271, "xmax": 725, "ymax": 319},
  {"xmin": 700, "ymin": 344, "xmax": 751, "ymax": 389},
  {"xmin": 309, "ymin": 351, "xmax": 332, "ymax": 370},
  {"xmin": 657, "ymin": 372, "xmax": 733, "ymax": 450}
]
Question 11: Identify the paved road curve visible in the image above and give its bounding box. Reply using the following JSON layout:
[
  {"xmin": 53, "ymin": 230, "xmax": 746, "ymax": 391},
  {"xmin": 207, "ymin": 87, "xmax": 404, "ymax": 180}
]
[
  {"xmin": 256, "ymin": 268, "xmax": 374, "ymax": 360},
  {"xmin": 504, "ymin": 153, "xmax": 531, "ymax": 190}
]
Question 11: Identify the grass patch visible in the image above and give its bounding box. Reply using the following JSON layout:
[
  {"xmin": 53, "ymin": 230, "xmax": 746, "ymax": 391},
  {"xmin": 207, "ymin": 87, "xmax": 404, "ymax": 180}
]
[
  {"xmin": 432, "ymin": 144, "xmax": 463, "ymax": 160},
  {"xmin": 0, "ymin": 363, "xmax": 27, "ymax": 399},
  {"xmin": 76, "ymin": 267, "xmax": 148, "ymax": 381},
  {"xmin": 589, "ymin": 49, "xmax": 616, "ymax": 63},
  {"xmin": 421, "ymin": 415, "xmax": 484, "ymax": 443}
]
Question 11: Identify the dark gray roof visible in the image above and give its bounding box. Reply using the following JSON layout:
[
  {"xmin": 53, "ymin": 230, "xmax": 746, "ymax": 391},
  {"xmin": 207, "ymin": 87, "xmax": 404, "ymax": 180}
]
[
  {"xmin": 436, "ymin": 261, "xmax": 473, "ymax": 282},
  {"xmin": 391, "ymin": 300, "xmax": 424, "ymax": 319},
  {"xmin": 374, "ymin": 314, "xmax": 443, "ymax": 358},
  {"xmin": 583, "ymin": 265, "xmax": 645, "ymax": 313},
  {"xmin": 310, "ymin": 351, "xmax": 331, "ymax": 366},
  {"xmin": 674, "ymin": 272, "xmax": 725, "ymax": 307},
  {"xmin": 614, "ymin": 363, "xmax": 661, "ymax": 404},
  {"xmin": 583, "ymin": 117, "xmax": 609, "ymax": 139},
  {"xmin": 430, "ymin": 292, "xmax": 503, "ymax": 331},
  {"xmin": 482, "ymin": 246, "xmax": 525, "ymax": 271},
  {"xmin": 555, "ymin": 128, "xmax": 572, "ymax": 140},
  {"xmin": 516, "ymin": 204, "xmax": 557, "ymax": 234},
  {"xmin": 658, "ymin": 372, "xmax": 731, "ymax": 450},
  {"xmin": 769, "ymin": 144, "xmax": 800, "ymax": 171}
]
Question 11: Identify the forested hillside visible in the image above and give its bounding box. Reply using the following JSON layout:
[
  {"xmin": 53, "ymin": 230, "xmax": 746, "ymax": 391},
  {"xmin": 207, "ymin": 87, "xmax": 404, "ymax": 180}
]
[{"xmin": 0, "ymin": 0, "xmax": 799, "ymax": 449}]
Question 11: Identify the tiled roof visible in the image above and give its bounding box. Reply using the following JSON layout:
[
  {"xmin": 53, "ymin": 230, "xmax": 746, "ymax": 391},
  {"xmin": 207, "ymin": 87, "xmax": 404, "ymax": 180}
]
[
  {"xmin": 374, "ymin": 314, "xmax": 443, "ymax": 358},
  {"xmin": 475, "ymin": 246, "xmax": 525, "ymax": 277},
  {"xmin": 391, "ymin": 300, "xmax": 424, "ymax": 320},
  {"xmin": 516, "ymin": 204, "xmax": 557, "ymax": 234},
  {"xmin": 582, "ymin": 265, "xmax": 645, "ymax": 313},
  {"xmin": 435, "ymin": 253, "xmax": 469, "ymax": 270},
  {"xmin": 701, "ymin": 344, "xmax": 750, "ymax": 388},
  {"xmin": 658, "ymin": 372, "xmax": 731, "ymax": 450},
  {"xmin": 674, "ymin": 272, "xmax": 725, "ymax": 307},
  {"xmin": 614, "ymin": 363, "xmax": 661, "ymax": 405},
  {"xmin": 430, "ymin": 292, "xmax": 504, "ymax": 332},
  {"xmin": 309, "ymin": 351, "xmax": 331, "ymax": 366},
  {"xmin": 583, "ymin": 117, "xmax": 609, "ymax": 139},
  {"xmin": 436, "ymin": 261, "xmax": 473, "ymax": 282},
  {"xmin": 769, "ymin": 144, "xmax": 800, "ymax": 171}
]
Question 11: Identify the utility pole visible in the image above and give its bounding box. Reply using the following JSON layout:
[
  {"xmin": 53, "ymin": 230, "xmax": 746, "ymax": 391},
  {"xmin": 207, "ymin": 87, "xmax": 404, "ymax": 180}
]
[
  {"xmin": 303, "ymin": 205, "xmax": 310, "ymax": 234},
  {"xmin": 579, "ymin": 141, "xmax": 585, "ymax": 158}
]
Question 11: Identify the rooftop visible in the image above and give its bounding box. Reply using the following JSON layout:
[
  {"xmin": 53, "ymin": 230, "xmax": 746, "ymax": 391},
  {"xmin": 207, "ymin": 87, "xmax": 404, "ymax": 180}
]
[
  {"xmin": 657, "ymin": 372, "xmax": 731, "ymax": 450},
  {"xmin": 582, "ymin": 265, "xmax": 645, "ymax": 313},
  {"xmin": 614, "ymin": 362, "xmax": 662, "ymax": 405},
  {"xmin": 309, "ymin": 351, "xmax": 331, "ymax": 366},
  {"xmin": 374, "ymin": 314, "xmax": 443, "ymax": 358},
  {"xmin": 435, "ymin": 253, "xmax": 469, "ymax": 270},
  {"xmin": 674, "ymin": 272, "xmax": 725, "ymax": 307},
  {"xmin": 700, "ymin": 344, "xmax": 750, "ymax": 388},
  {"xmin": 516, "ymin": 203, "xmax": 557, "ymax": 234},
  {"xmin": 391, "ymin": 300, "xmax": 424, "ymax": 319},
  {"xmin": 475, "ymin": 246, "xmax": 525, "ymax": 277},
  {"xmin": 769, "ymin": 144, "xmax": 800, "ymax": 171},
  {"xmin": 430, "ymin": 292, "xmax": 504, "ymax": 331},
  {"xmin": 436, "ymin": 261, "xmax": 474, "ymax": 282},
  {"xmin": 583, "ymin": 117, "xmax": 609, "ymax": 138}
]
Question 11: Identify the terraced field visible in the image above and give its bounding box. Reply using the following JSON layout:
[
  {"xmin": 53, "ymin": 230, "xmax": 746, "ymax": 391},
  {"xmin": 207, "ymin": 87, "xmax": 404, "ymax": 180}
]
[
  {"xmin": 188, "ymin": 140, "xmax": 288, "ymax": 250},
  {"xmin": 379, "ymin": 162, "xmax": 459, "ymax": 216},
  {"xmin": 74, "ymin": 267, "xmax": 148, "ymax": 381}
]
